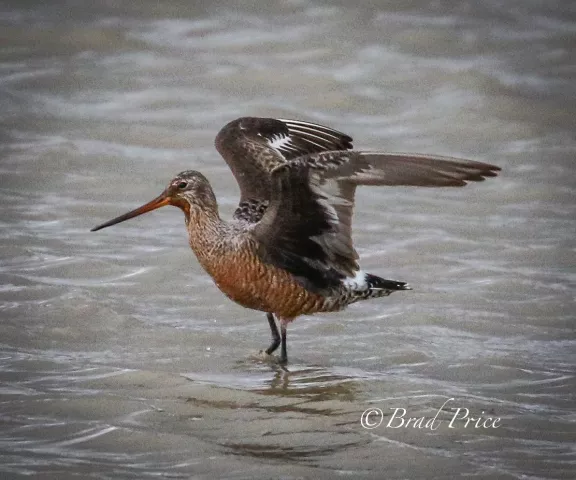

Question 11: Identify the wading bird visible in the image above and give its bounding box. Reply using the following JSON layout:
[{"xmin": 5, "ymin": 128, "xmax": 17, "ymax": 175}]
[{"xmin": 92, "ymin": 117, "xmax": 500, "ymax": 364}]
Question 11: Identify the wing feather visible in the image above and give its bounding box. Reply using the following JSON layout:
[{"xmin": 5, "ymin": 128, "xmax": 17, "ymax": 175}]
[
  {"xmin": 214, "ymin": 117, "xmax": 354, "ymax": 215},
  {"xmin": 305, "ymin": 151, "xmax": 500, "ymax": 187},
  {"xmin": 251, "ymin": 151, "xmax": 500, "ymax": 292}
]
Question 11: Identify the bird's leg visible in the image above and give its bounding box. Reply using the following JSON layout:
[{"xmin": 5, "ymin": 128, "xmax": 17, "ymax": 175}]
[
  {"xmin": 279, "ymin": 323, "xmax": 288, "ymax": 365},
  {"xmin": 265, "ymin": 312, "xmax": 281, "ymax": 355}
]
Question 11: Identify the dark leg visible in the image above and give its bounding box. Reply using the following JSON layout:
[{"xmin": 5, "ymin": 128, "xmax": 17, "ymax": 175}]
[
  {"xmin": 279, "ymin": 324, "xmax": 288, "ymax": 365},
  {"xmin": 265, "ymin": 313, "xmax": 281, "ymax": 355}
]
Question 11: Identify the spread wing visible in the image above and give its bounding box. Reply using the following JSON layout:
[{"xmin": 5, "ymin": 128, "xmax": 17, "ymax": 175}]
[
  {"xmin": 251, "ymin": 151, "xmax": 501, "ymax": 292},
  {"xmin": 214, "ymin": 117, "xmax": 353, "ymax": 219},
  {"xmin": 304, "ymin": 151, "xmax": 501, "ymax": 187}
]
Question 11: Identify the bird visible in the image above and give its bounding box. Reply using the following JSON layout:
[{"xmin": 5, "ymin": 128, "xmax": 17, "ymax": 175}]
[{"xmin": 91, "ymin": 116, "xmax": 500, "ymax": 364}]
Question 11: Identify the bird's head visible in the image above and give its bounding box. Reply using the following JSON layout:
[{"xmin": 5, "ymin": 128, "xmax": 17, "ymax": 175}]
[{"xmin": 91, "ymin": 170, "xmax": 215, "ymax": 232}]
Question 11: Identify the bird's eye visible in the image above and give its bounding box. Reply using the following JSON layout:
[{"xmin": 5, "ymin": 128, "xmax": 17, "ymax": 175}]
[{"xmin": 177, "ymin": 181, "xmax": 188, "ymax": 190}]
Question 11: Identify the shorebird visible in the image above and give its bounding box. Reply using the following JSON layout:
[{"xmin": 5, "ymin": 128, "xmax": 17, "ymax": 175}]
[{"xmin": 92, "ymin": 117, "xmax": 500, "ymax": 364}]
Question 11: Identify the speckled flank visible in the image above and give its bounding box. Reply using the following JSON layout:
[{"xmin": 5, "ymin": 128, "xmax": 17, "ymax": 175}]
[
  {"xmin": 186, "ymin": 205, "xmax": 331, "ymax": 319},
  {"xmin": 184, "ymin": 192, "xmax": 404, "ymax": 321}
]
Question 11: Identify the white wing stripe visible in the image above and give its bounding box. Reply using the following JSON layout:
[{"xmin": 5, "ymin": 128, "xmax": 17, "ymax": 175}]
[
  {"xmin": 268, "ymin": 134, "xmax": 294, "ymax": 151},
  {"xmin": 292, "ymin": 135, "xmax": 329, "ymax": 150},
  {"xmin": 280, "ymin": 119, "xmax": 348, "ymax": 139},
  {"xmin": 288, "ymin": 128, "xmax": 342, "ymax": 145},
  {"xmin": 285, "ymin": 124, "xmax": 344, "ymax": 142}
]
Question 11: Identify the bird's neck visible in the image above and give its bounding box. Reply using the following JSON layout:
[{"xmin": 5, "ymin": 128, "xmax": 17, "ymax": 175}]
[
  {"xmin": 184, "ymin": 192, "xmax": 221, "ymax": 232},
  {"xmin": 175, "ymin": 184, "xmax": 221, "ymax": 233},
  {"xmin": 182, "ymin": 197, "xmax": 231, "ymax": 269}
]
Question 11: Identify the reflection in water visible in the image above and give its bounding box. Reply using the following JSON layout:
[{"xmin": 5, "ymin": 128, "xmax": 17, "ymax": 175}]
[
  {"xmin": 184, "ymin": 364, "xmax": 372, "ymax": 461},
  {"xmin": 185, "ymin": 362, "xmax": 361, "ymax": 402},
  {"xmin": 223, "ymin": 437, "xmax": 368, "ymax": 462},
  {"xmin": 262, "ymin": 366, "xmax": 360, "ymax": 402}
]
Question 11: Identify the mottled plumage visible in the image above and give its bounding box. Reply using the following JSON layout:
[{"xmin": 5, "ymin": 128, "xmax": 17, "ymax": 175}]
[
  {"xmin": 216, "ymin": 117, "xmax": 353, "ymax": 222},
  {"xmin": 92, "ymin": 117, "xmax": 501, "ymax": 364}
]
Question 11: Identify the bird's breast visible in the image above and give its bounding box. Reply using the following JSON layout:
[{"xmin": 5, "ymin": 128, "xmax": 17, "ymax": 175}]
[{"xmin": 192, "ymin": 238, "xmax": 329, "ymax": 318}]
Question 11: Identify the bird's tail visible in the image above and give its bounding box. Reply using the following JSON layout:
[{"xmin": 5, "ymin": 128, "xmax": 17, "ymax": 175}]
[
  {"xmin": 365, "ymin": 273, "xmax": 411, "ymax": 292},
  {"xmin": 347, "ymin": 273, "xmax": 411, "ymax": 303}
]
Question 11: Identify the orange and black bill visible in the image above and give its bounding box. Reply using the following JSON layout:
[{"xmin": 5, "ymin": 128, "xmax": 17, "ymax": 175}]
[{"xmin": 90, "ymin": 193, "xmax": 170, "ymax": 232}]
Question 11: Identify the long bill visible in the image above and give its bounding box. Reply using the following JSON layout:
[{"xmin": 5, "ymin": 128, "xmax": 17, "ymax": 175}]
[{"xmin": 91, "ymin": 193, "xmax": 170, "ymax": 232}]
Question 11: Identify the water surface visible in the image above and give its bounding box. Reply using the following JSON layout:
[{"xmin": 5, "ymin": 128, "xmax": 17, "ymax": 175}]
[{"xmin": 1, "ymin": 0, "xmax": 575, "ymax": 478}]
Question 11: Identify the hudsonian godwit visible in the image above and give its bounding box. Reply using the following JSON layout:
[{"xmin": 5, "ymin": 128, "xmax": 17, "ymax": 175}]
[{"xmin": 91, "ymin": 117, "xmax": 500, "ymax": 364}]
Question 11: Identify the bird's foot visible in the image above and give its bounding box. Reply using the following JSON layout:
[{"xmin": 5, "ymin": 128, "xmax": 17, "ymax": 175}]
[
  {"xmin": 254, "ymin": 350, "xmax": 286, "ymax": 365},
  {"xmin": 256, "ymin": 349, "xmax": 274, "ymax": 360}
]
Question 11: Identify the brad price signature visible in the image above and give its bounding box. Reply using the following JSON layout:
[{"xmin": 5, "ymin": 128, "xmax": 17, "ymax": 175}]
[{"xmin": 360, "ymin": 398, "xmax": 502, "ymax": 430}]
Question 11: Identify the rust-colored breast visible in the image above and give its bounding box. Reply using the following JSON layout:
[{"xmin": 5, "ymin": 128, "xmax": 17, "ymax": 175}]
[{"xmin": 194, "ymin": 237, "xmax": 328, "ymax": 319}]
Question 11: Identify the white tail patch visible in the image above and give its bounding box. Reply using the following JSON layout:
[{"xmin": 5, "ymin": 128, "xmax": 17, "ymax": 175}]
[{"xmin": 343, "ymin": 270, "xmax": 368, "ymax": 290}]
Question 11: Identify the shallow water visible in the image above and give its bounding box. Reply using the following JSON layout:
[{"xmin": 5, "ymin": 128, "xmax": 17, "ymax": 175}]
[{"xmin": 1, "ymin": 0, "xmax": 575, "ymax": 478}]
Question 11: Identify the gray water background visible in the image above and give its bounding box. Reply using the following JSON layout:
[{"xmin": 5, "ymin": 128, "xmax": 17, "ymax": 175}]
[{"xmin": 0, "ymin": 1, "xmax": 575, "ymax": 478}]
